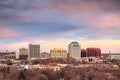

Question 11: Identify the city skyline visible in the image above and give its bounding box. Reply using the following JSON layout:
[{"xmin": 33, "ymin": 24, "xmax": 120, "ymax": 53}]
[
  {"xmin": 0, "ymin": 0, "xmax": 120, "ymax": 53},
  {"xmin": 0, "ymin": 41, "xmax": 119, "ymax": 53}
]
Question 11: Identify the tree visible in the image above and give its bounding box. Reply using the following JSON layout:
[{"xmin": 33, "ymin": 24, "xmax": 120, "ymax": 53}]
[
  {"xmin": 39, "ymin": 74, "xmax": 48, "ymax": 80},
  {"xmin": 18, "ymin": 71, "xmax": 26, "ymax": 80},
  {"xmin": 6, "ymin": 59, "xmax": 12, "ymax": 65}
]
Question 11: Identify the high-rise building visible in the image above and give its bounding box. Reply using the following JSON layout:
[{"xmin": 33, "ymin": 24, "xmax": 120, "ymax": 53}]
[
  {"xmin": 86, "ymin": 48, "xmax": 101, "ymax": 57},
  {"xmin": 68, "ymin": 42, "xmax": 81, "ymax": 59},
  {"xmin": 28, "ymin": 44, "xmax": 40, "ymax": 59},
  {"xmin": 50, "ymin": 48, "xmax": 67, "ymax": 59},
  {"xmin": 81, "ymin": 49, "xmax": 86, "ymax": 57},
  {"xmin": 19, "ymin": 48, "xmax": 28, "ymax": 59}
]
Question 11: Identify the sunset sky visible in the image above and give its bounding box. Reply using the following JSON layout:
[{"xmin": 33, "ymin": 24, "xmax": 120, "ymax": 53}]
[{"xmin": 0, "ymin": 0, "xmax": 120, "ymax": 53}]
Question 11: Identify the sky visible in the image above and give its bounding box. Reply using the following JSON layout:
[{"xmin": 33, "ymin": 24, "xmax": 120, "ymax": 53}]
[{"xmin": 0, "ymin": 0, "xmax": 120, "ymax": 53}]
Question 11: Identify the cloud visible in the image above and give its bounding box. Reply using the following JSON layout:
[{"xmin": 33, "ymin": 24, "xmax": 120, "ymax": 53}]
[
  {"xmin": 0, "ymin": 0, "xmax": 120, "ymax": 41},
  {"xmin": 47, "ymin": 0, "xmax": 120, "ymax": 39},
  {"xmin": 0, "ymin": 28, "xmax": 24, "ymax": 39}
]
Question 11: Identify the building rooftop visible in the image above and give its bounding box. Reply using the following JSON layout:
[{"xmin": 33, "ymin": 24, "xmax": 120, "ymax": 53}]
[
  {"xmin": 69, "ymin": 42, "xmax": 80, "ymax": 46},
  {"xmin": 71, "ymin": 42, "xmax": 79, "ymax": 44},
  {"xmin": 54, "ymin": 48, "xmax": 64, "ymax": 50}
]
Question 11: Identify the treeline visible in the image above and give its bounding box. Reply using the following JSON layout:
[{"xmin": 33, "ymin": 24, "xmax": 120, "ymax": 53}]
[
  {"xmin": 1, "ymin": 66, "xmax": 120, "ymax": 80},
  {"xmin": 21, "ymin": 58, "xmax": 81, "ymax": 65}
]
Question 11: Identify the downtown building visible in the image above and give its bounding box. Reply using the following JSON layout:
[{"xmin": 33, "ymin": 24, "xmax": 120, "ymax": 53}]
[
  {"xmin": 28, "ymin": 44, "xmax": 40, "ymax": 59},
  {"xmin": 40, "ymin": 52, "xmax": 50, "ymax": 59},
  {"xmin": 0, "ymin": 52, "xmax": 16, "ymax": 59},
  {"xmin": 86, "ymin": 48, "xmax": 101, "ymax": 57},
  {"xmin": 68, "ymin": 42, "xmax": 81, "ymax": 60},
  {"xmin": 50, "ymin": 48, "xmax": 67, "ymax": 59},
  {"xmin": 19, "ymin": 48, "xmax": 28, "ymax": 60},
  {"xmin": 81, "ymin": 49, "xmax": 86, "ymax": 57}
]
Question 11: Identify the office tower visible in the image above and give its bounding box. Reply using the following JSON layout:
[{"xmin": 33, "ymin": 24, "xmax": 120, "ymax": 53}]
[
  {"xmin": 68, "ymin": 42, "xmax": 81, "ymax": 59},
  {"xmin": 50, "ymin": 48, "xmax": 67, "ymax": 59},
  {"xmin": 28, "ymin": 44, "xmax": 40, "ymax": 59},
  {"xmin": 81, "ymin": 49, "xmax": 86, "ymax": 57},
  {"xmin": 86, "ymin": 48, "xmax": 101, "ymax": 57},
  {"xmin": 19, "ymin": 48, "xmax": 28, "ymax": 59}
]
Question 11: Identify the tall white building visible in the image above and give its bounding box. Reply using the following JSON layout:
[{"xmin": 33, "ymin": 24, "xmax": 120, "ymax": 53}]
[
  {"xmin": 28, "ymin": 44, "xmax": 40, "ymax": 59},
  {"xmin": 68, "ymin": 42, "xmax": 81, "ymax": 60}
]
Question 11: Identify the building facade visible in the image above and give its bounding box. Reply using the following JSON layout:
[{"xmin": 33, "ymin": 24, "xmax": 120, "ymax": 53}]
[
  {"xmin": 81, "ymin": 49, "xmax": 86, "ymax": 57},
  {"xmin": 0, "ymin": 52, "xmax": 16, "ymax": 59},
  {"xmin": 19, "ymin": 48, "xmax": 28, "ymax": 59},
  {"xmin": 40, "ymin": 52, "xmax": 50, "ymax": 59},
  {"xmin": 108, "ymin": 54, "xmax": 120, "ymax": 60},
  {"xmin": 50, "ymin": 48, "xmax": 67, "ymax": 59},
  {"xmin": 86, "ymin": 48, "xmax": 101, "ymax": 57},
  {"xmin": 28, "ymin": 44, "xmax": 40, "ymax": 59},
  {"xmin": 68, "ymin": 42, "xmax": 81, "ymax": 59}
]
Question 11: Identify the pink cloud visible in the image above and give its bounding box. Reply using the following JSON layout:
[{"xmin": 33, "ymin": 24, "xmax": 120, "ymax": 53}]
[
  {"xmin": 48, "ymin": 1, "xmax": 107, "ymax": 15},
  {"xmin": 47, "ymin": 1, "xmax": 120, "ymax": 29},
  {"xmin": 45, "ymin": 1, "xmax": 120, "ymax": 39},
  {"xmin": 0, "ymin": 20, "xmax": 12, "ymax": 26},
  {"xmin": 0, "ymin": 28, "xmax": 24, "ymax": 39},
  {"xmin": 14, "ymin": 14, "xmax": 32, "ymax": 23},
  {"xmin": 86, "ymin": 14, "xmax": 120, "ymax": 28}
]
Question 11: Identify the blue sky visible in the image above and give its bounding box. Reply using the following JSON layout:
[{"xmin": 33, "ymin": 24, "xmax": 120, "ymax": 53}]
[{"xmin": 0, "ymin": 0, "xmax": 120, "ymax": 52}]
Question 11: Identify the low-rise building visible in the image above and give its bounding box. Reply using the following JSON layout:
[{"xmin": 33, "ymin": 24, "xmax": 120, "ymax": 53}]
[
  {"xmin": 19, "ymin": 48, "xmax": 28, "ymax": 60},
  {"xmin": 6, "ymin": 52, "xmax": 16, "ymax": 59},
  {"xmin": 50, "ymin": 48, "xmax": 67, "ymax": 59},
  {"xmin": 40, "ymin": 52, "xmax": 50, "ymax": 59},
  {"xmin": 109, "ymin": 54, "xmax": 120, "ymax": 60}
]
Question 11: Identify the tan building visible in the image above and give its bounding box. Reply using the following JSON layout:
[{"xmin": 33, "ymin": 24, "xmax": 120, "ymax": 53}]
[
  {"xmin": 40, "ymin": 52, "xmax": 50, "ymax": 59},
  {"xmin": 50, "ymin": 48, "xmax": 67, "ymax": 59},
  {"xmin": 5, "ymin": 52, "xmax": 16, "ymax": 59},
  {"xmin": 0, "ymin": 52, "xmax": 16, "ymax": 59},
  {"xmin": 19, "ymin": 48, "xmax": 28, "ymax": 55},
  {"xmin": 19, "ymin": 48, "xmax": 28, "ymax": 59}
]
